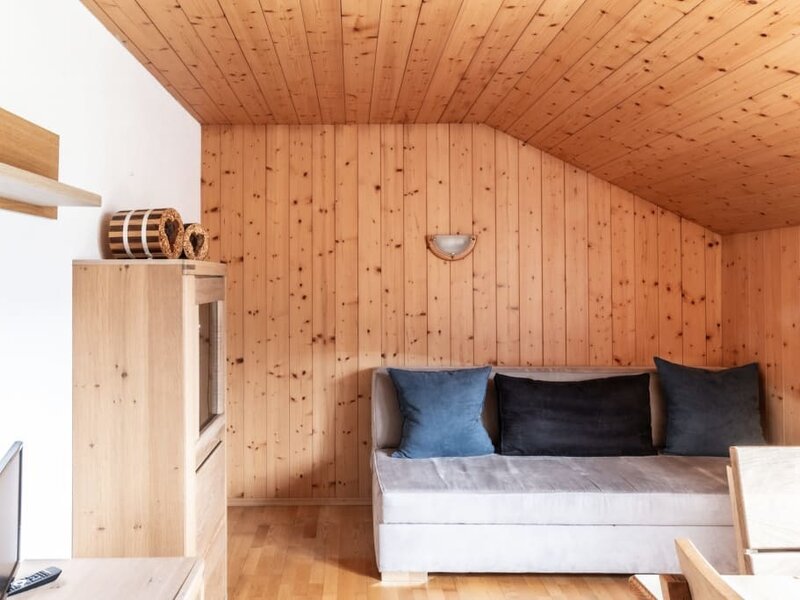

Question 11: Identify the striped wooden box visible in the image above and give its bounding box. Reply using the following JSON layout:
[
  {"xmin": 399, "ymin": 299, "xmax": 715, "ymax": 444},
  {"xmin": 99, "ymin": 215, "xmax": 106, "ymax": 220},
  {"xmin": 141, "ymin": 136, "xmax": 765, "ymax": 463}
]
[{"xmin": 109, "ymin": 208, "xmax": 184, "ymax": 259}]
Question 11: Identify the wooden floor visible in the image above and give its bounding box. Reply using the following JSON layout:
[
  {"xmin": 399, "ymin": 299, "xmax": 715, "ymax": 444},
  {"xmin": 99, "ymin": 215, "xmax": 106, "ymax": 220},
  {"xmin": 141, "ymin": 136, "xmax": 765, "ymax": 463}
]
[{"xmin": 228, "ymin": 506, "xmax": 636, "ymax": 599}]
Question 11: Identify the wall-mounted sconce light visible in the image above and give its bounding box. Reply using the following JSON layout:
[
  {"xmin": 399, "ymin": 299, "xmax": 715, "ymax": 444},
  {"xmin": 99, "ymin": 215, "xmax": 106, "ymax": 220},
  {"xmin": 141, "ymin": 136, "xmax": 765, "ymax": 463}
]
[{"xmin": 426, "ymin": 234, "xmax": 477, "ymax": 261}]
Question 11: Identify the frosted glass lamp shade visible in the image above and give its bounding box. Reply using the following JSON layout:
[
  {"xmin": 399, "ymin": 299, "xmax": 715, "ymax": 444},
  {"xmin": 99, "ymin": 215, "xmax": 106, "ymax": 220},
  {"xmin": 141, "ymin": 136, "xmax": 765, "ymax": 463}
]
[{"xmin": 426, "ymin": 234, "xmax": 477, "ymax": 261}]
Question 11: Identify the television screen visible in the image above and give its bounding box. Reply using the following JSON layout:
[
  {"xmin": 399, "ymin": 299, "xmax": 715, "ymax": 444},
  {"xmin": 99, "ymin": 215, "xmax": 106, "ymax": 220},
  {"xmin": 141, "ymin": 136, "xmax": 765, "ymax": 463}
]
[{"xmin": 0, "ymin": 443, "xmax": 21, "ymax": 599}]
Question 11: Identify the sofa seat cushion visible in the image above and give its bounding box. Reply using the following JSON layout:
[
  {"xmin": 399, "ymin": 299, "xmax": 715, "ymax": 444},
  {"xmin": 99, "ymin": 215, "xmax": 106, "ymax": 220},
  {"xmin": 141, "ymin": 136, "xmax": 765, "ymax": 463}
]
[{"xmin": 373, "ymin": 450, "xmax": 731, "ymax": 526}]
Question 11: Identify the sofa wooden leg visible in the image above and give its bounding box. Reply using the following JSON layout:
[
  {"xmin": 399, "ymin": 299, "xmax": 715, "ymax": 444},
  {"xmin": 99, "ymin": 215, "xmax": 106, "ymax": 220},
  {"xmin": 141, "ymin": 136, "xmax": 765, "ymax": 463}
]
[{"xmin": 380, "ymin": 571, "xmax": 428, "ymax": 584}]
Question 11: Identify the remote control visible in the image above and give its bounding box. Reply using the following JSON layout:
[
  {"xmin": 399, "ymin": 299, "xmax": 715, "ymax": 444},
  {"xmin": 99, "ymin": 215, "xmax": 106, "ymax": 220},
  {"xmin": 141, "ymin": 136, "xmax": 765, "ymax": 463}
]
[{"xmin": 7, "ymin": 567, "xmax": 62, "ymax": 596}]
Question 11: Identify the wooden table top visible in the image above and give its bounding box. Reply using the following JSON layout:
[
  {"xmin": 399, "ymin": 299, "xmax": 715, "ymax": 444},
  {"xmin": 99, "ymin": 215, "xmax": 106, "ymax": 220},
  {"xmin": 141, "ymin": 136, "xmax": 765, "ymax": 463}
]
[
  {"xmin": 17, "ymin": 558, "xmax": 201, "ymax": 599},
  {"xmin": 631, "ymin": 573, "xmax": 800, "ymax": 600}
]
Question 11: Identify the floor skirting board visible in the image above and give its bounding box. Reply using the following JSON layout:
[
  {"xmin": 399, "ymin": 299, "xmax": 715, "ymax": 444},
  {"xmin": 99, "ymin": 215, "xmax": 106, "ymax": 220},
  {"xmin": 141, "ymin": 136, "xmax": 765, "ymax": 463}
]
[{"xmin": 228, "ymin": 497, "xmax": 371, "ymax": 507}]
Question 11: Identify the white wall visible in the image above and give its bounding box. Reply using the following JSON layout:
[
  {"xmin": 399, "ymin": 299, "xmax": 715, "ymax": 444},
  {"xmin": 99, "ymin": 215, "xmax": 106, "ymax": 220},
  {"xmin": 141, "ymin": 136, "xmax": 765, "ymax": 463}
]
[{"xmin": 0, "ymin": 0, "xmax": 200, "ymax": 558}]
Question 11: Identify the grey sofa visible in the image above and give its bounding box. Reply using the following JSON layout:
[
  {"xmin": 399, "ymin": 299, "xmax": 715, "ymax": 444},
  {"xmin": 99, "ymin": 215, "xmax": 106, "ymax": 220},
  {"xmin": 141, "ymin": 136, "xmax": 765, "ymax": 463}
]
[{"xmin": 371, "ymin": 366, "xmax": 737, "ymax": 581}]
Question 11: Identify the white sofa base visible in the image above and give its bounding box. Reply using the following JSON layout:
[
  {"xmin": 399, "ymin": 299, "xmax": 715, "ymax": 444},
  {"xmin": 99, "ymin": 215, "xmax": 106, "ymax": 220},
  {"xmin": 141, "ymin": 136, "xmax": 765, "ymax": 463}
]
[{"xmin": 375, "ymin": 523, "xmax": 737, "ymax": 575}]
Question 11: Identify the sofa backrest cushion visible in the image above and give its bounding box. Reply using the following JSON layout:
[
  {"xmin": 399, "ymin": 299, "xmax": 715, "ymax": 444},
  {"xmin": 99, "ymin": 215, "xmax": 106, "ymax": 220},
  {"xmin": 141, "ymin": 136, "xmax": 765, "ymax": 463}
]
[
  {"xmin": 388, "ymin": 366, "xmax": 495, "ymax": 458},
  {"xmin": 494, "ymin": 372, "xmax": 656, "ymax": 456},
  {"xmin": 372, "ymin": 366, "xmax": 669, "ymax": 450},
  {"xmin": 655, "ymin": 358, "xmax": 765, "ymax": 456}
]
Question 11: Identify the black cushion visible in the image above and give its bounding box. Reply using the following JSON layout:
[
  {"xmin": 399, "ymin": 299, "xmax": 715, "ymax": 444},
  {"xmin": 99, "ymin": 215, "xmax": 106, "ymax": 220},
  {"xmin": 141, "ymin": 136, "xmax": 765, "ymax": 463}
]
[
  {"xmin": 495, "ymin": 373, "xmax": 656, "ymax": 457},
  {"xmin": 654, "ymin": 357, "xmax": 766, "ymax": 456}
]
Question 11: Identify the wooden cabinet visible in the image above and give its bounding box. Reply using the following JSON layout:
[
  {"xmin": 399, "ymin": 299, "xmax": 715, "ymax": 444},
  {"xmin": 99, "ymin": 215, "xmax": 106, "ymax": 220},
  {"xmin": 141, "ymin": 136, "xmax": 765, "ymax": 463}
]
[{"xmin": 73, "ymin": 260, "xmax": 226, "ymax": 599}]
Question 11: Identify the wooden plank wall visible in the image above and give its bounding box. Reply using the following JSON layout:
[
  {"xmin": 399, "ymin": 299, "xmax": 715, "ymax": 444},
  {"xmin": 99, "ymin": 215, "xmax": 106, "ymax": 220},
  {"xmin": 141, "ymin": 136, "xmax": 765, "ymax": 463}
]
[
  {"xmin": 722, "ymin": 227, "xmax": 800, "ymax": 445},
  {"xmin": 202, "ymin": 123, "xmax": 723, "ymax": 503}
]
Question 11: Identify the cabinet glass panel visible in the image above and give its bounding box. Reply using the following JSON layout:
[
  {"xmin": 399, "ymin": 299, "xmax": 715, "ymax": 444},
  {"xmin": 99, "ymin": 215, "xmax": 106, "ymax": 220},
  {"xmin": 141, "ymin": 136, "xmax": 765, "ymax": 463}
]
[{"xmin": 198, "ymin": 302, "xmax": 220, "ymax": 432}]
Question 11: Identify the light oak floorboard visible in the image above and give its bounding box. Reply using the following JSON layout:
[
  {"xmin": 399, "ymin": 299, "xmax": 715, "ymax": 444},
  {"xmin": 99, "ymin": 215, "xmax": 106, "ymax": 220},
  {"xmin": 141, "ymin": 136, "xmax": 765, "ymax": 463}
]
[{"xmin": 228, "ymin": 506, "xmax": 636, "ymax": 599}]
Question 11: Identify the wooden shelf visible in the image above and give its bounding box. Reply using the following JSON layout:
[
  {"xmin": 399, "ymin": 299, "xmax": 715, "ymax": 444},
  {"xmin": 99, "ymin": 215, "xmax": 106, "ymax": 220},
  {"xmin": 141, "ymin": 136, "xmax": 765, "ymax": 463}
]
[{"xmin": 0, "ymin": 161, "xmax": 101, "ymax": 219}]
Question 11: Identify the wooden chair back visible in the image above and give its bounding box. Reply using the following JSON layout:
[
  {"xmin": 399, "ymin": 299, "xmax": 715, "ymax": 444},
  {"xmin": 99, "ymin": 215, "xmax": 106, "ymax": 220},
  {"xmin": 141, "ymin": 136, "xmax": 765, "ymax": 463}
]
[
  {"xmin": 675, "ymin": 539, "xmax": 743, "ymax": 600},
  {"xmin": 729, "ymin": 446, "xmax": 800, "ymax": 575}
]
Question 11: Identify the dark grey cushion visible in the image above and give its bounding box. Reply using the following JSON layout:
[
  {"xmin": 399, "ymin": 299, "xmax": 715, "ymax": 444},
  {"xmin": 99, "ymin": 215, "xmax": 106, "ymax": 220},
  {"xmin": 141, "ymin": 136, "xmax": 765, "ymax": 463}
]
[
  {"xmin": 495, "ymin": 373, "xmax": 656, "ymax": 456},
  {"xmin": 654, "ymin": 357, "xmax": 766, "ymax": 456},
  {"xmin": 388, "ymin": 367, "xmax": 495, "ymax": 459}
]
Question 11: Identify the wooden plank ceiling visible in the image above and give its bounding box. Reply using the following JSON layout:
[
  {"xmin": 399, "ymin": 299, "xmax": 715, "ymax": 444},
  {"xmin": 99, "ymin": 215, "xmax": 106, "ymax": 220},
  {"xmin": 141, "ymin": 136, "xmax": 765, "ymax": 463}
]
[{"xmin": 82, "ymin": 0, "xmax": 800, "ymax": 234}]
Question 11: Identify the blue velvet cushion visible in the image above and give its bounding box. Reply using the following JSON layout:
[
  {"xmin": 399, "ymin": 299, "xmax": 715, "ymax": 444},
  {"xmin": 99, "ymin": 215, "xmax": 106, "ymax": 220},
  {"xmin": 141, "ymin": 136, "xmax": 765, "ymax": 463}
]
[
  {"xmin": 388, "ymin": 367, "xmax": 494, "ymax": 459},
  {"xmin": 654, "ymin": 357, "xmax": 766, "ymax": 456}
]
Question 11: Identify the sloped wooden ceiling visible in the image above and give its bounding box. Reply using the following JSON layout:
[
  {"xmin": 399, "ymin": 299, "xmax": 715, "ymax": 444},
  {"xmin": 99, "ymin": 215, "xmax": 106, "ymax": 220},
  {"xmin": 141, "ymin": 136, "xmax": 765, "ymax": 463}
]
[{"xmin": 82, "ymin": 0, "xmax": 800, "ymax": 234}]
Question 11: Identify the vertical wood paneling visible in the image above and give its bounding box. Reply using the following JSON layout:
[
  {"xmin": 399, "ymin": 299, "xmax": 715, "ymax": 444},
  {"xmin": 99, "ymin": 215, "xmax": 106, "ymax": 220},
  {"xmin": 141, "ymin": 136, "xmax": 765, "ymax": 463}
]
[
  {"xmin": 201, "ymin": 128, "xmax": 221, "ymax": 262},
  {"xmin": 705, "ymin": 232, "xmax": 723, "ymax": 366},
  {"xmin": 564, "ymin": 166, "xmax": 588, "ymax": 365},
  {"xmin": 518, "ymin": 143, "xmax": 543, "ymax": 366},
  {"xmin": 743, "ymin": 230, "xmax": 768, "ymax": 433},
  {"xmin": 242, "ymin": 126, "xmax": 267, "ymax": 499},
  {"xmin": 746, "ymin": 233, "xmax": 765, "ymax": 370},
  {"xmin": 381, "ymin": 125, "xmax": 405, "ymax": 367},
  {"xmin": 681, "ymin": 219, "xmax": 707, "ymax": 366},
  {"xmin": 207, "ymin": 124, "xmax": 725, "ymax": 501},
  {"xmin": 610, "ymin": 187, "xmax": 635, "ymax": 366},
  {"xmin": 723, "ymin": 226, "xmax": 800, "ymax": 446},
  {"xmin": 288, "ymin": 126, "xmax": 314, "ymax": 497},
  {"xmin": 357, "ymin": 124, "xmax": 382, "ymax": 498},
  {"xmin": 403, "ymin": 125, "xmax": 428, "ymax": 366},
  {"xmin": 472, "ymin": 125, "xmax": 497, "ymax": 365},
  {"xmin": 495, "ymin": 131, "xmax": 520, "ymax": 365},
  {"xmin": 634, "ymin": 197, "xmax": 659, "ymax": 365},
  {"xmin": 426, "ymin": 124, "xmax": 451, "ymax": 365},
  {"xmin": 658, "ymin": 209, "xmax": 683, "ymax": 362},
  {"xmin": 311, "ymin": 125, "xmax": 336, "ymax": 497},
  {"xmin": 587, "ymin": 175, "xmax": 612, "ymax": 365},
  {"xmin": 333, "ymin": 124, "xmax": 359, "ymax": 497},
  {"xmin": 722, "ymin": 233, "xmax": 748, "ymax": 367},
  {"xmin": 541, "ymin": 153, "xmax": 565, "ymax": 365},
  {"xmin": 449, "ymin": 125, "xmax": 474, "ymax": 366},
  {"xmin": 762, "ymin": 229, "xmax": 783, "ymax": 444},
  {"xmin": 358, "ymin": 125, "xmax": 382, "ymax": 497},
  {"xmin": 221, "ymin": 125, "xmax": 245, "ymax": 499},
  {"xmin": 265, "ymin": 125, "xmax": 291, "ymax": 497},
  {"xmin": 780, "ymin": 228, "xmax": 800, "ymax": 444}
]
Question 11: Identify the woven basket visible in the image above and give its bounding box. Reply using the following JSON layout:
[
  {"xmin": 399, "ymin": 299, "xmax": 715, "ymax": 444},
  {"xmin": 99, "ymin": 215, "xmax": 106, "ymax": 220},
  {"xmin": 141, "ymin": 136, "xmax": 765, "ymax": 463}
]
[{"xmin": 182, "ymin": 223, "xmax": 209, "ymax": 260}]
